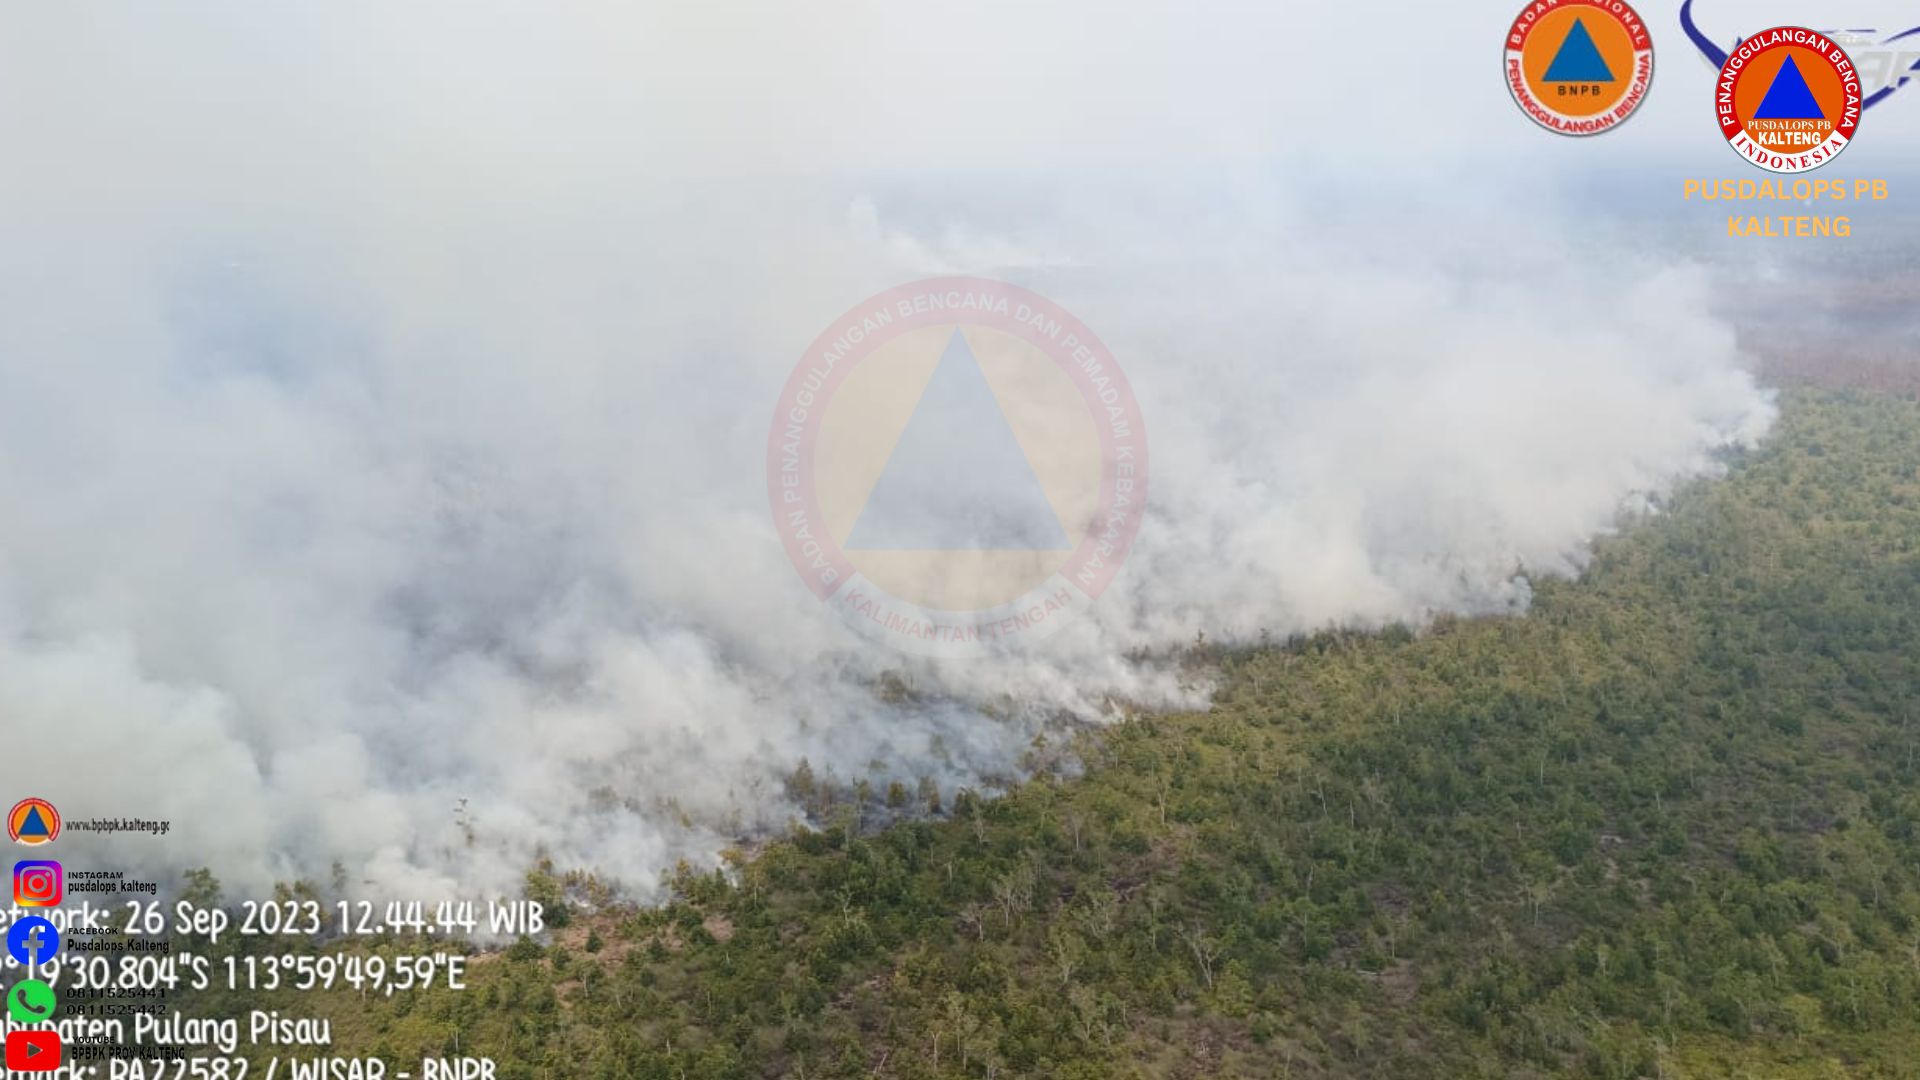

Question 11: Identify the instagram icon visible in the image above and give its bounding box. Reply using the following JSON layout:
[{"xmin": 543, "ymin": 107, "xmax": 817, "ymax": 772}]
[{"xmin": 12, "ymin": 861, "xmax": 61, "ymax": 908}]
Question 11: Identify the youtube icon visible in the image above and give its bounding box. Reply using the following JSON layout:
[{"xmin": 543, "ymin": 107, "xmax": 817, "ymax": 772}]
[{"xmin": 5, "ymin": 1030, "xmax": 61, "ymax": 1072}]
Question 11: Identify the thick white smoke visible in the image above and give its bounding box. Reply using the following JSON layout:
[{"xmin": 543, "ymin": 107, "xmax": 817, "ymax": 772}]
[{"xmin": 0, "ymin": 1, "xmax": 1776, "ymax": 901}]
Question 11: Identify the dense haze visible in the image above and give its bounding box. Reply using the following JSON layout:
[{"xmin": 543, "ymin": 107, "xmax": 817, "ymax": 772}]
[{"xmin": 0, "ymin": 0, "xmax": 1859, "ymax": 901}]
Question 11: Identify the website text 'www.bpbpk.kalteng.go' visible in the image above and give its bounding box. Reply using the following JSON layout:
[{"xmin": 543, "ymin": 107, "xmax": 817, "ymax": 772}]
[{"xmin": 66, "ymin": 817, "xmax": 171, "ymax": 836}]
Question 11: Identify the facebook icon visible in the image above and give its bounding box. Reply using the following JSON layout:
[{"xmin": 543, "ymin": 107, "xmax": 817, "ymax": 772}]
[{"xmin": 6, "ymin": 915, "xmax": 59, "ymax": 967}]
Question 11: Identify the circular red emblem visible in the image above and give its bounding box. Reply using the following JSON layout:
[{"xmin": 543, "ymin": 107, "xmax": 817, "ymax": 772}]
[
  {"xmin": 1715, "ymin": 27, "xmax": 1862, "ymax": 173},
  {"xmin": 1505, "ymin": 0, "xmax": 1655, "ymax": 136},
  {"xmin": 766, "ymin": 278, "xmax": 1147, "ymax": 657},
  {"xmin": 7, "ymin": 798, "xmax": 61, "ymax": 846}
]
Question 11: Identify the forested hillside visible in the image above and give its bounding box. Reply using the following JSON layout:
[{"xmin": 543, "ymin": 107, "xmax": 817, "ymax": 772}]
[{"xmin": 190, "ymin": 390, "xmax": 1920, "ymax": 1078}]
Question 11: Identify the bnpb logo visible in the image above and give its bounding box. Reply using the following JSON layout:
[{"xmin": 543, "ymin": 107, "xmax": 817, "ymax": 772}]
[{"xmin": 1505, "ymin": 0, "xmax": 1655, "ymax": 135}]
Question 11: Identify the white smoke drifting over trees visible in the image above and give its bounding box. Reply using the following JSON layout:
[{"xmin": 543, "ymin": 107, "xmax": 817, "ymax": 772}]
[{"xmin": 0, "ymin": 0, "xmax": 1774, "ymax": 900}]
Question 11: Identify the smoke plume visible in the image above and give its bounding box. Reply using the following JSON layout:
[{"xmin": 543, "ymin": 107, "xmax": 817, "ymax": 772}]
[{"xmin": 0, "ymin": 0, "xmax": 1776, "ymax": 901}]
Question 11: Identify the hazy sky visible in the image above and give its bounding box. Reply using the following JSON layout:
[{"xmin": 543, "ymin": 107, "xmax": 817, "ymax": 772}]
[{"xmin": 0, "ymin": 0, "xmax": 1901, "ymax": 900}]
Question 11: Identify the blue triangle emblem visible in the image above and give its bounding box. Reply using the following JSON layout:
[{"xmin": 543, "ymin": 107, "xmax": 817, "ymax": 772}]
[
  {"xmin": 1753, "ymin": 55, "xmax": 1827, "ymax": 119},
  {"xmin": 846, "ymin": 330, "xmax": 1069, "ymax": 551},
  {"xmin": 17, "ymin": 808, "xmax": 50, "ymax": 837},
  {"xmin": 1543, "ymin": 18, "xmax": 1616, "ymax": 82}
]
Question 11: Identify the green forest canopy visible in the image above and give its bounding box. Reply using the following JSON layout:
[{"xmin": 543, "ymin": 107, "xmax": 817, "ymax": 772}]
[{"xmin": 185, "ymin": 389, "xmax": 1920, "ymax": 1079}]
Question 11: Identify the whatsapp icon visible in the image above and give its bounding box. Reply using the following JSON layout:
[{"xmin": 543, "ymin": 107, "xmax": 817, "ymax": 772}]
[{"xmin": 7, "ymin": 978, "xmax": 57, "ymax": 1023}]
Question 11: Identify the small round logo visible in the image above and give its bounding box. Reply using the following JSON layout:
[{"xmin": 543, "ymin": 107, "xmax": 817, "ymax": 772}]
[
  {"xmin": 6, "ymin": 979, "xmax": 57, "ymax": 1025},
  {"xmin": 768, "ymin": 278, "xmax": 1146, "ymax": 657},
  {"xmin": 1715, "ymin": 27, "xmax": 1861, "ymax": 173},
  {"xmin": 7, "ymin": 799, "xmax": 59, "ymax": 846},
  {"xmin": 1506, "ymin": 0, "xmax": 1655, "ymax": 135},
  {"xmin": 6, "ymin": 915, "xmax": 60, "ymax": 967}
]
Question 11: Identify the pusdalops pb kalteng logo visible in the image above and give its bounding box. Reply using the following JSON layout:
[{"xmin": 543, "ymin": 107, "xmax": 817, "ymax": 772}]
[
  {"xmin": 1716, "ymin": 27, "xmax": 1861, "ymax": 173},
  {"xmin": 1505, "ymin": 0, "xmax": 1654, "ymax": 135},
  {"xmin": 768, "ymin": 278, "xmax": 1145, "ymax": 657}
]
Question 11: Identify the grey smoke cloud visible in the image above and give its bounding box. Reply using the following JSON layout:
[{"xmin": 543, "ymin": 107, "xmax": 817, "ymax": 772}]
[{"xmin": 0, "ymin": 0, "xmax": 1778, "ymax": 901}]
